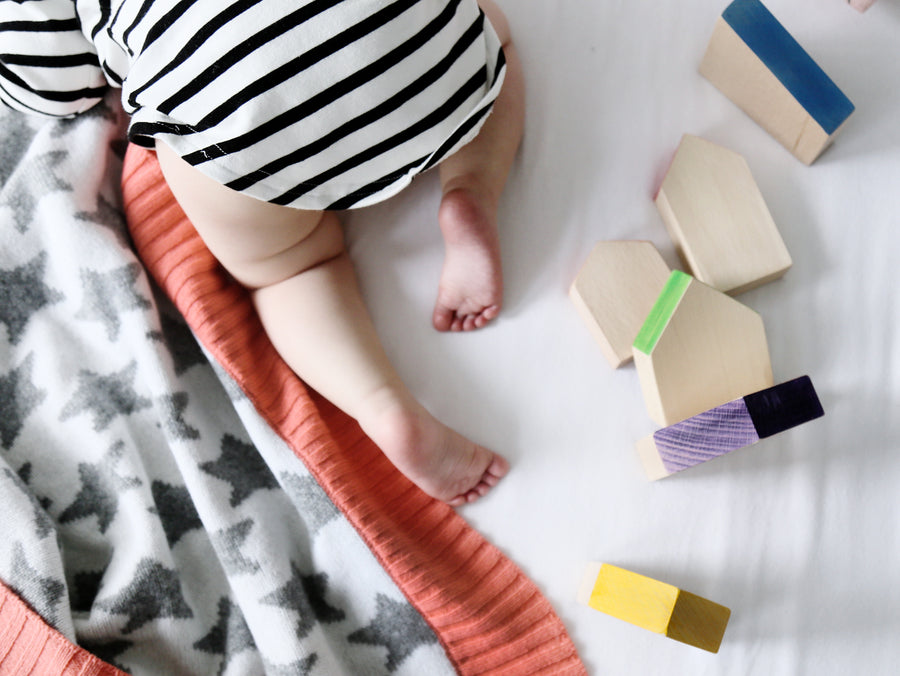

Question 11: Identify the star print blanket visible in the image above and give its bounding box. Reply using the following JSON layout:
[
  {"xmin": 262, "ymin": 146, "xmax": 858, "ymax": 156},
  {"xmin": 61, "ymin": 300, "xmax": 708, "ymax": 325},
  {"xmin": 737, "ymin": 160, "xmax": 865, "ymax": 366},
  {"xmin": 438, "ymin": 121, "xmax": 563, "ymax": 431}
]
[{"xmin": 0, "ymin": 97, "xmax": 584, "ymax": 675}]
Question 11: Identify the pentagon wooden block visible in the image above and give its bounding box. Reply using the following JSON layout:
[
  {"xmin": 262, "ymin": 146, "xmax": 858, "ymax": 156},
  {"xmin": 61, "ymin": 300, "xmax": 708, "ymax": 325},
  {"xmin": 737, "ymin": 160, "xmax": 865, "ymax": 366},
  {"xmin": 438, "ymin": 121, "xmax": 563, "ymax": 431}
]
[
  {"xmin": 638, "ymin": 375, "xmax": 824, "ymax": 480},
  {"xmin": 699, "ymin": 0, "xmax": 855, "ymax": 164},
  {"xmin": 655, "ymin": 134, "xmax": 791, "ymax": 295},
  {"xmin": 570, "ymin": 241, "xmax": 671, "ymax": 368},
  {"xmin": 577, "ymin": 563, "xmax": 731, "ymax": 653},
  {"xmin": 632, "ymin": 271, "xmax": 773, "ymax": 426}
]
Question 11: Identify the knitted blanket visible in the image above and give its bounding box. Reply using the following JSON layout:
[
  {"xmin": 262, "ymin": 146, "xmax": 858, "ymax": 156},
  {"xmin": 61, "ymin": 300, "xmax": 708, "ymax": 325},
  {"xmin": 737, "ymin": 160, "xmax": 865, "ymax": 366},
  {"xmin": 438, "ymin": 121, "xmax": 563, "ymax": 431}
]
[{"xmin": 0, "ymin": 96, "xmax": 584, "ymax": 675}]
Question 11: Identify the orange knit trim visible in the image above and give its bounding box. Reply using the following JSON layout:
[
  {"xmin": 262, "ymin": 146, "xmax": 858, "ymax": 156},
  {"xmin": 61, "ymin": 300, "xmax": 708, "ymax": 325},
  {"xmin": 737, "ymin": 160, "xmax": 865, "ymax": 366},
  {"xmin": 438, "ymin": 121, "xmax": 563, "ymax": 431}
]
[
  {"xmin": 120, "ymin": 145, "xmax": 586, "ymax": 676},
  {"xmin": 0, "ymin": 581, "xmax": 127, "ymax": 676}
]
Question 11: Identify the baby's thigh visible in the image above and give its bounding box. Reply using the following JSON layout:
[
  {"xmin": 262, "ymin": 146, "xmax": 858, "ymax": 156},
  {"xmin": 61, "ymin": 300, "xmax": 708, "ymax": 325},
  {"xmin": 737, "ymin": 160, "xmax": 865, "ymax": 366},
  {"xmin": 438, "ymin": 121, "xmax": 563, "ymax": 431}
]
[{"xmin": 155, "ymin": 141, "xmax": 343, "ymax": 289}]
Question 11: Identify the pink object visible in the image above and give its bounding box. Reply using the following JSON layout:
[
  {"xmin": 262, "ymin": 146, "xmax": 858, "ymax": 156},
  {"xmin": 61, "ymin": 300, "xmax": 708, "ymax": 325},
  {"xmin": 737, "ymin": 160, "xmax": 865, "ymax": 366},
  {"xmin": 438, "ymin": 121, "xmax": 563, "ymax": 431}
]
[{"xmin": 849, "ymin": 0, "xmax": 876, "ymax": 12}]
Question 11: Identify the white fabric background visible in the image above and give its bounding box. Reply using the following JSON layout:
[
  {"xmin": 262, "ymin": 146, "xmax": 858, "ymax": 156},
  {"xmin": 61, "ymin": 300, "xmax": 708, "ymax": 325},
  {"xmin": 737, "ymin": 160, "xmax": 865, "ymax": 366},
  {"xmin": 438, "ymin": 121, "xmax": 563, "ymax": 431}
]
[{"xmin": 344, "ymin": 1, "xmax": 900, "ymax": 673}]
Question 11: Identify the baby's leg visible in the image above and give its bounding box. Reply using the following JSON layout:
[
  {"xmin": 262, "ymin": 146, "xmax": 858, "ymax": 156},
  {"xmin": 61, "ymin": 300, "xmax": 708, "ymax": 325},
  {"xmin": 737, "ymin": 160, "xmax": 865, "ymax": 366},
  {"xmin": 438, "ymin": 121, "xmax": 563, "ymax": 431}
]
[
  {"xmin": 155, "ymin": 142, "xmax": 508, "ymax": 506},
  {"xmin": 432, "ymin": 0, "xmax": 525, "ymax": 332}
]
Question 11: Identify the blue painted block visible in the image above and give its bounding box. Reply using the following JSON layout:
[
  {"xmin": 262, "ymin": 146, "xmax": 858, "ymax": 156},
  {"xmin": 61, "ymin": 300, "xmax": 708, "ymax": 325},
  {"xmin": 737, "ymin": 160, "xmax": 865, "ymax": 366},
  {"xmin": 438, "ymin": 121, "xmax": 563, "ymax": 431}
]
[
  {"xmin": 700, "ymin": 0, "xmax": 854, "ymax": 163},
  {"xmin": 722, "ymin": 0, "xmax": 854, "ymax": 135}
]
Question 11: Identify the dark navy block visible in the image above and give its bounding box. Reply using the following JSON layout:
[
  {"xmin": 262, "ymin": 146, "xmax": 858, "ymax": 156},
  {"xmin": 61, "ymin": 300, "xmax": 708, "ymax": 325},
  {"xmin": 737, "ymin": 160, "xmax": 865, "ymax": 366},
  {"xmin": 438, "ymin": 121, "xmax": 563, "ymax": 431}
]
[
  {"xmin": 722, "ymin": 0, "xmax": 855, "ymax": 134},
  {"xmin": 743, "ymin": 375, "xmax": 824, "ymax": 439}
]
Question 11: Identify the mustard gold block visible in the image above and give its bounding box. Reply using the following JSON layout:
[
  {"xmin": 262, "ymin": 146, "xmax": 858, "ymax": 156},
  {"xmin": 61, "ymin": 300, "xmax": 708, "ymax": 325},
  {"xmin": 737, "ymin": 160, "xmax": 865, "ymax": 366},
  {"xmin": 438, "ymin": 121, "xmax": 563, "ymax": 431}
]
[
  {"xmin": 667, "ymin": 590, "xmax": 732, "ymax": 653},
  {"xmin": 577, "ymin": 564, "xmax": 731, "ymax": 653}
]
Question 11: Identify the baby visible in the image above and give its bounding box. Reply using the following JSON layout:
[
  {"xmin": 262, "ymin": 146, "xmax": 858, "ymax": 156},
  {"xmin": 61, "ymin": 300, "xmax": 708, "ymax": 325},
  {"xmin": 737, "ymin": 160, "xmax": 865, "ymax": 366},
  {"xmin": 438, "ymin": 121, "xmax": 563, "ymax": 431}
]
[{"xmin": 1, "ymin": 0, "xmax": 523, "ymax": 506}]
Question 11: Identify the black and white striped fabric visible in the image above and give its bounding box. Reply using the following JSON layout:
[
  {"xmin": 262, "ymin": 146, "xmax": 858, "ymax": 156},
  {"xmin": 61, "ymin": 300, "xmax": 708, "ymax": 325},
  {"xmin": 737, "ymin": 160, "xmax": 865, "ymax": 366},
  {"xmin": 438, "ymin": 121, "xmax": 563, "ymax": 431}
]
[{"xmin": 0, "ymin": 0, "xmax": 506, "ymax": 210}]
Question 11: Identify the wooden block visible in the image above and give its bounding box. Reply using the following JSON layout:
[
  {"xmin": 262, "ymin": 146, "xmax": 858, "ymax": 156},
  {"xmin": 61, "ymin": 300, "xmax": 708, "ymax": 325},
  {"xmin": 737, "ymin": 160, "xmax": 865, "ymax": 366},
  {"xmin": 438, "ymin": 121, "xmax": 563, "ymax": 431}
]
[
  {"xmin": 577, "ymin": 563, "xmax": 731, "ymax": 653},
  {"xmin": 632, "ymin": 270, "xmax": 773, "ymax": 426},
  {"xmin": 849, "ymin": 0, "xmax": 876, "ymax": 12},
  {"xmin": 638, "ymin": 375, "xmax": 824, "ymax": 479},
  {"xmin": 570, "ymin": 241, "xmax": 671, "ymax": 368},
  {"xmin": 655, "ymin": 134, "xmax": 791, "ymax": 295},
  {"xmin": 699, "ymin": 0, "xmax": 855, "ymax": 164}
]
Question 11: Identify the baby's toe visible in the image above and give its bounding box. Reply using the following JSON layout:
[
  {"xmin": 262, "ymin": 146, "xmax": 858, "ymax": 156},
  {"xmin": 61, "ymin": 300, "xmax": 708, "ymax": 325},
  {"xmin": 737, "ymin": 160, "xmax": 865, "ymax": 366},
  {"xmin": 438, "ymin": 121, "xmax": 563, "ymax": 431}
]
[{"xmin": 433, "ymin": 306, "xmax": 453, "ymax": 332}]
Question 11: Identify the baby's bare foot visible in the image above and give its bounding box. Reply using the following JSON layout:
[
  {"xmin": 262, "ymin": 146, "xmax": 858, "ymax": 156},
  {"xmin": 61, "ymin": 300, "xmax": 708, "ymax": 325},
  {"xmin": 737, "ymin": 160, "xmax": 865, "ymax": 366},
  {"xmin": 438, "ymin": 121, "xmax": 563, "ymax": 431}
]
[
  {"xmin": 432, "ymin": 187, "xmax": 503, "ymax": 332},
  {"xmin": 359, "ymin": 389, "xmax": 509, "ymax": 506}
]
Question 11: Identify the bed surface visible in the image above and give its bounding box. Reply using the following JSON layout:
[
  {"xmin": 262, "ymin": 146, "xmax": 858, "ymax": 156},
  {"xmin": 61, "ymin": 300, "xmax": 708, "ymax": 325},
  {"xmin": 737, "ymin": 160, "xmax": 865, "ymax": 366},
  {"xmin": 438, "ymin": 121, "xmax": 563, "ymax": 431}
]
[
  {"xmin": 2, "ymin": 0, "xmax": 897, "ymax": 674},
  {"xmin": 344, "ymin": 0, "xmax": 900, "ymax": 672}
]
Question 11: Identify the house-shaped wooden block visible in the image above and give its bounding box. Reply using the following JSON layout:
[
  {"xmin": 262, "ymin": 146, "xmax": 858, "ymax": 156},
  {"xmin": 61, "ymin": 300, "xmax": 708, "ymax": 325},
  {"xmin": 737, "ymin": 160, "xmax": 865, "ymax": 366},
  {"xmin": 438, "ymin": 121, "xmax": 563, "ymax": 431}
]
[
  {"xmin": 632, "ymin": 271, "xmax": 773, "ymax": 426},
  {"xmin": 570, "ymin": 241, "xmax": 671, "ymax": 368},
  {"xmin": 655, "ymin": 134, "xmax": 792, "ymax": 295},
  {"xmin": 699, "ymin": 0, "xmax": 855, "ymax": 164}
]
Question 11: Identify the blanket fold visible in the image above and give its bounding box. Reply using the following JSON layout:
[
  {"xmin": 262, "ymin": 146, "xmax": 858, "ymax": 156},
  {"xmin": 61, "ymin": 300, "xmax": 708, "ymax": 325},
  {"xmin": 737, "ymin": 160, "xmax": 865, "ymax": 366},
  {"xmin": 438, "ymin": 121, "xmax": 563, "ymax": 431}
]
[
  {"xmin": 120, "ymin": 144, "xmax": 585, "ymax": 676},
  {"xmin": 0, "ymin": 580, "xmax": 125, "ymax": 676}
]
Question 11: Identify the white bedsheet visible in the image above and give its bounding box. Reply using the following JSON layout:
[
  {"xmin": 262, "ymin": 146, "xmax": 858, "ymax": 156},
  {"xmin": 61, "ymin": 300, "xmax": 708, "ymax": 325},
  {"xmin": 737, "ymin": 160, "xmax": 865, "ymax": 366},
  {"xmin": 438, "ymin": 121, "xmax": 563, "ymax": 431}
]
[{"xmin": 344, "ymin": 1, "xmax": 900, "ymax": 673}]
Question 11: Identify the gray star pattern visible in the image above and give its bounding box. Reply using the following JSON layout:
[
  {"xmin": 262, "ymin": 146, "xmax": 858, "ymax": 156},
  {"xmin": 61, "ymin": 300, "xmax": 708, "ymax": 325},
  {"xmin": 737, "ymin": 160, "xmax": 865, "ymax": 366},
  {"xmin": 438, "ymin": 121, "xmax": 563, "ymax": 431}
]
[
  {"xmin": 15, "ymin": 462, "xmax": 52, "ymax": 512},
  {"xmin": 348, "ymin": 594, "xmax": 439, "ymax": 672},
  {"xmin": 4, "ymin": 150, "xmax": 71, "ymax": 232},
  {"xmin": 158, "ymin": 392, "xmax": 200, "ymax": 441},
  {"xmin": 210, "ymin": 519, "xmax": 260, "ymax": 576},
  {"xmin": 69, "ymin": 569, "xmax": 104, "ymax": 613},
  {"xmin": 193, "ymin": 596, "xmax": 256, "ymax": 676},
  {"xmin": 109, "ymin": 137, "xmax": 129, "ymax": 161},
  {"xmin": 0, "ymin": 352, "xmax": 46, "ymax": 450},
  {"xmin": 200, "ymin": 434, "xmax": 279, "ymax": 507},
  {"xmin": 96, "ymin": 558, "xmax": 194, "ymax": 634},
  {"xmin": 59, "ymin": 361, "xmax": 152, "ymax": 431},
  {"xmin": 50, "ymin": 99, "xmax": 118, "ymax": 139},
  {"xmin": 75, "ymin": 193, "xmax": 129, "ymax": 247},
  {"xmin": 0, "ymin": 112, "xmax": 36, "ymax": 186},
  {"xmin": 58, "ymin": 441, "xmax": 142, "ymax": 533},
  {"xmin": 264, "ymin": 655, "xmax": 318, "ymax": 676},
  {"xmin": 0, "ymin": 252, "xmax": 65, "ymax": 345},
  {"xmin": 280, "ymin": 472, "xmax": 340, "ymax": 537},
  {"xmin": 78, "ymin": 638, "xmax": 133, "ymax": 672},
  {"xmin": 2, "ymin": 466, "xmax": 54, "ymax": 539},
  {"xmin": 300, "ymin": 571, "xmax": 345, "ymax": 624},
  {"xmin": 150, "ymin": 480, "xmax": 203, "ymax": 546},
  {"xmin": 75, "ymin": 263, "xmax": 151, "ymax": 340},
  {"xmin": 209, "ymin": 359, "xmax": 248, "ymax": 402},
  {"xmin": 148, "ymin": 306, "xmax": 207, "ymax": 375},
  {"xmin": 260, "ymin": 564, "xmax": 345, "ymax": 640},
  {"xmin": 9, "ymin": 542, "xmax": 66, "ymax": 629}
]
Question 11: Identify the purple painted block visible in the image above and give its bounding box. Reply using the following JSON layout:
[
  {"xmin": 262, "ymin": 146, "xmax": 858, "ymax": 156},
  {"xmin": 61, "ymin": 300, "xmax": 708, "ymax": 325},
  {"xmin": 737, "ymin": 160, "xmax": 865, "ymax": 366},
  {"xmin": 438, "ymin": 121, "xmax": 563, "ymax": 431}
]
[{"xmin": 653, "ymin": 399, "xmax": 760, "ymax": 474}]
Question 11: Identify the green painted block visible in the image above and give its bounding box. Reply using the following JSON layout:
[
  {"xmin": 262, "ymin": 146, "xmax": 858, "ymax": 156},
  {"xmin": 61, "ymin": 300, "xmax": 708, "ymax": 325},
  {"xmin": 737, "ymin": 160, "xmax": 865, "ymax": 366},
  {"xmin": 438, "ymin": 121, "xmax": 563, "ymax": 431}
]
[{"xmin": 633, "ymin": 271, "xmax": 692, "ymax": 355}]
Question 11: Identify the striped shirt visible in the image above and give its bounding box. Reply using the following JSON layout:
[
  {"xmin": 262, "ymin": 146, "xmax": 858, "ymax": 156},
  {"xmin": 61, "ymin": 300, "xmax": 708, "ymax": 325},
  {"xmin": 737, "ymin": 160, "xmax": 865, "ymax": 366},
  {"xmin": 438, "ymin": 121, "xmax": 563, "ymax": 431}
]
[{"xmin": 0, "ymin": 0, "xmax": 506, "ymax": 209}]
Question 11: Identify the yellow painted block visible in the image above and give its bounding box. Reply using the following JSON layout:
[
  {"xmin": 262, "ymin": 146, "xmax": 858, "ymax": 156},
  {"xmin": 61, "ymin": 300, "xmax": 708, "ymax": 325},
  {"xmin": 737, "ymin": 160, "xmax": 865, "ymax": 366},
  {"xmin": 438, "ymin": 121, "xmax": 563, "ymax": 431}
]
[{"xmin": 577, "ymin": 563, "xmax": 731, "ymax": 653}]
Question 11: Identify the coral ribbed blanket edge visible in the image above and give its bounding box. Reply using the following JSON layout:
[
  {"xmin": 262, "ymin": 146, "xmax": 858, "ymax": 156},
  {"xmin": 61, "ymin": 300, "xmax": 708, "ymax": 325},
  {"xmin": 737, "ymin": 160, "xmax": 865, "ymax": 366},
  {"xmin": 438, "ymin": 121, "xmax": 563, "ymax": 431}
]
[{"xmin": 116, "ymin": 144, "xmax": 586, "ymax": 676}]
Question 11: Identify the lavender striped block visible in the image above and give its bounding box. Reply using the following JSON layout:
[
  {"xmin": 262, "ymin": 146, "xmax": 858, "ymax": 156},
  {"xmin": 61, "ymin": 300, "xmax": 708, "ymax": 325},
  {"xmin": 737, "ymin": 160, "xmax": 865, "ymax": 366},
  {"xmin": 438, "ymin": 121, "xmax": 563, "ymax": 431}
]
[
  {"xmin": 653, "ymin": 399, "xmax": 760, "ymax": 474},
  {"xmin": 644, "ymin": 376, "xmax": 823, "ymax": 479}
]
